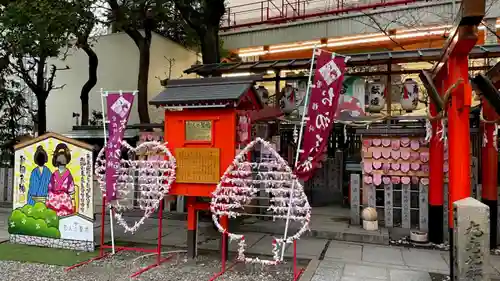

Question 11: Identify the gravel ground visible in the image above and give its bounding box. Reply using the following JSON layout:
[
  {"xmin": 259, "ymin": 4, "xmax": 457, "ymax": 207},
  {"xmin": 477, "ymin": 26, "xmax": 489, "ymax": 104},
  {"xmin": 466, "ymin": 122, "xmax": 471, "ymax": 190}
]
[{"xmin": 0, "ymin": 251, "xmax": 296, "ymax": 281}]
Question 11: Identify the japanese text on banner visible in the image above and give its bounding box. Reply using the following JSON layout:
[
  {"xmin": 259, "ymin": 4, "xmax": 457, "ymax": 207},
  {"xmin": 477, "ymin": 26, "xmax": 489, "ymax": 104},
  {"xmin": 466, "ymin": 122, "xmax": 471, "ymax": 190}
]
[
  {"xmin": 105, "ymin": 93, "xmax": 134, "ymax": 202},
  {"xmin": 295, "ymin": 50, "xmax": 346, "ymax": 180}
]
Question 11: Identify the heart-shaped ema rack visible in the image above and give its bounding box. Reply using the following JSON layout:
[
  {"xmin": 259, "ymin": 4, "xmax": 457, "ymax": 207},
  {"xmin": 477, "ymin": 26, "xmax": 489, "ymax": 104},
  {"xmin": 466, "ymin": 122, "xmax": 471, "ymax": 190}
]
[
  {"xmin": 210, "ymin": 137, "xmax": 311, "ymax": 265},
  {"xmin": 95, "ymin": 141, "xmax": 176, "ymax": 233}
]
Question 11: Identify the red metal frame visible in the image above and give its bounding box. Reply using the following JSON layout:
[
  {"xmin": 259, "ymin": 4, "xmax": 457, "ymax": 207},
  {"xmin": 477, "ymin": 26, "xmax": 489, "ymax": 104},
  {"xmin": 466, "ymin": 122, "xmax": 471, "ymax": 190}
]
[
  {"xmin": 222, "ymin": 0, "xmax": 421, "ymax": 30},
  {"xmin": 65, "ymin": 197, "xmax": 173, "ymax": 278}
]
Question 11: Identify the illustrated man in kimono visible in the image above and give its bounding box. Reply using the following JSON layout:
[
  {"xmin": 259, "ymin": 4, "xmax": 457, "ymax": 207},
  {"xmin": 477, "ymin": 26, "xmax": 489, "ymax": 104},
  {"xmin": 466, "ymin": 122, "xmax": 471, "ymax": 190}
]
[
  {"xmin": 46, "ymin": 143, "xmax": 76, "ymax": 217},
  {"xmin": 27, "ymin": 146, "xmax": 52, "ymax": 205}
]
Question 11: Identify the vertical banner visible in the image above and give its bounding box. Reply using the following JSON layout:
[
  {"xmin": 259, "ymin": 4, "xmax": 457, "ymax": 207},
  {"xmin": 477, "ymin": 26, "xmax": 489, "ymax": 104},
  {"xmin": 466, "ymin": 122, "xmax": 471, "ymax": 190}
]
[
  {"xmin": 295, "ymin": 50, "xmax": 346, "ymax": 180},
  {"xmin": 105, "ymin": 93, "xmax": 135, "ymax": 202}
]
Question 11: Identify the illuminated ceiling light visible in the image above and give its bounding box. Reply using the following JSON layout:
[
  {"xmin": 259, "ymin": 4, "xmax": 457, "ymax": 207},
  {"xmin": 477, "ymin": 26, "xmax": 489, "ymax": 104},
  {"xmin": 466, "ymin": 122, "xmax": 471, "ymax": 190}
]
[
  {"xmin": 268, "ymin": 44, "xmax": 327, "ymax": 54},
  {"xmin": 238, "ymin": 51, "xmax": 269, "ymax": 57},
  {"xmin": 478, "ymin": 24, "xmax": 500, "ymax": 30},
  {"xmin": 269, "ymin": 40, "xmax": 321, "ymax": 50},
  {"xmin": 239, "ymin": 47, "xmax": 265, "ymax": 54},
  {"xmin": 222, "ymin": 72, "xmax": 253, "ymax": 77},
  {"xmin": 327, "ymin": 32, "xmax": 383, "ymax": 42},
  {"xmin": 327, "ymin": 36, "xmax": 391, "ymax": 47},
  {"xmin": 393, "ymin": 29, "xmax": 447, "ymax": 39}
]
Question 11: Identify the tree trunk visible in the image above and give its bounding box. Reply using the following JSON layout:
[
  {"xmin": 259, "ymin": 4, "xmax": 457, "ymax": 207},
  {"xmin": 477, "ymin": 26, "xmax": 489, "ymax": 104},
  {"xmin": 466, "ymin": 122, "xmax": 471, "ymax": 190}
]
[
  {"xmin": 36, "ymin": 94, "xmax": 47, "ymax": 136},
  {"xmin": 80, "ymin": 44, "xmax": 98, "ymax": 126},
  {"xmin": 200, "ymin": 25, "xmax": 220, "ymax": 65},
  {"xmin": 137, "ymin": 35, "xmax": 151, "ymax": 124}
]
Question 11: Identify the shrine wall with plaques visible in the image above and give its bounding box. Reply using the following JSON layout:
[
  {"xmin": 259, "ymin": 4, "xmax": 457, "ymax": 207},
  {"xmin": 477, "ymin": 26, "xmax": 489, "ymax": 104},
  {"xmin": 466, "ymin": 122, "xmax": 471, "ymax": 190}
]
[
  {"xmin": 359, "ymin": 137, "xmax": 430, "ymax": 230},
  {"xmin": 349, "ymin": 135, "xmax": 480, "ymax": 232},
  {"xmin": 175, "ymin": 148, "xmax": 220, "ymax": 184}
]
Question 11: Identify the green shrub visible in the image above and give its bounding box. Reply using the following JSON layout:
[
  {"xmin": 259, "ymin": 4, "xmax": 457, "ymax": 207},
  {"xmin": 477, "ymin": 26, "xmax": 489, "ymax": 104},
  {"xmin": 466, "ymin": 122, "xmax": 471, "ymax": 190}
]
[{"xmin": 8, "ymin": 203, "xmax": 61, "ymax": 239}]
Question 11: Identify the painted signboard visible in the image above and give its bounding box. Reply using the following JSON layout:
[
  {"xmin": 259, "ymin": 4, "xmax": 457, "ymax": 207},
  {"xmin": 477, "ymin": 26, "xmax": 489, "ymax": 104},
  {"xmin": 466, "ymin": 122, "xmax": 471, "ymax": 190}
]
[{"xmin": 8, "ymin": 132, "xmax": 94, "ymax": 251}]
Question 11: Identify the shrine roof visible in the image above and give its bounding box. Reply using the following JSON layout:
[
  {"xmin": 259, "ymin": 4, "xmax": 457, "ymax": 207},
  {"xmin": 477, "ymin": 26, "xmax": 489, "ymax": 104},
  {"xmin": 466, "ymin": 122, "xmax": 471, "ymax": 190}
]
[
  {"xmin": 183, "ymin": 44, "xmax": 500, "ymax": 76},
  {"xmin": 14, "ymin": 132, "xmax": 94, "ymax": 151},
  {"xmin": 150, "ymin": 75, "xmax": 263, "ymax": 107}
]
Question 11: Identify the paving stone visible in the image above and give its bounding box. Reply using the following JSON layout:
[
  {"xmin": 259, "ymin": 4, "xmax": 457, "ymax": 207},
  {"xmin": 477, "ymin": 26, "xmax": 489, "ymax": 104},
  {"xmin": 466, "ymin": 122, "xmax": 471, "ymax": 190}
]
[
  {"xmin": 340, "ymin": 277, "xmax": 388, "ymax": 281},
  {"xmin": 311, "ymin": 275, "xmax": 341, "ymax": 281},
  {"xmin": 362, "ymin": 246, "xmax": 404, "ymax": 265},
  {"xmin": 198, "ymin": 232, "xmax": 264, "ymax": 252},
  {"xmin": 246, "ymin": 235, "xmax": 290, "ymax": 256},
  {"xmin": 401, "ymin": 249, "xmax": 448, "ymax": 271},
  {"xmin": 161, "ymin": 232, "xmax": 188, "ymax": 247},
  {"xmin": 284, "ymin": 238, "xmax": 327, "ymax": 259},
  {"xmin": 389, "ymin": 269, "xmax": 431, "ymax": 281},
  {"xmin": 315, "ymin": 261, "xmax": 344, "ymax": 278},
  {"xmin": 342, "ymin": 264, "xmax": 388, "ymax": 280},
  {"xmin": 325, "ymin": 241, "xmax": 362, "ymax": 261}
]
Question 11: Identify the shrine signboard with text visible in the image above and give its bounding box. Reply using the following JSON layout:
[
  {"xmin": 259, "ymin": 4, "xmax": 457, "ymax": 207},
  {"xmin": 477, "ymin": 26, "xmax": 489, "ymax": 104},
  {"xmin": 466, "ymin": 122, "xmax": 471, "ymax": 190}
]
[{"xmin": 175, "ymin": 148, "xmax": 220, "ymax": 184}]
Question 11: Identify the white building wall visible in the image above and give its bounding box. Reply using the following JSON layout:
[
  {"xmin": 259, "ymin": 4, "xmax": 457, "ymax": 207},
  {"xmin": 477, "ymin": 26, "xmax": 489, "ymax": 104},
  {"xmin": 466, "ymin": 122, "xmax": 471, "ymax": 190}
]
[{"xmin": 46, "ymin": 32, "xmax": 199, "ymax": 133}]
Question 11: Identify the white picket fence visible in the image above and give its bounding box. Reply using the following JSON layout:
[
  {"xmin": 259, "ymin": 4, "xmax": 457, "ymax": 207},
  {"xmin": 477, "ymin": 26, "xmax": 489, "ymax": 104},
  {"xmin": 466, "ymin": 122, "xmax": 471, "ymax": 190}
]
[{"xmin": 0, "ymin": 167, "xmax": 14, "ymax": 204}]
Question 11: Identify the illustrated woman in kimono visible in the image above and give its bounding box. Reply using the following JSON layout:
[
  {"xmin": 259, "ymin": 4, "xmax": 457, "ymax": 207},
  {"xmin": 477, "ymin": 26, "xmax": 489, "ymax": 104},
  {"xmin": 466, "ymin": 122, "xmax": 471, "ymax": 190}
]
[
  {"xmin": 27, "ymin": 146, "xmax": 52, "ymax": 205},
  {"xmin": 46, "ymin": 143, "xmax": 75, "ymax": 217}
]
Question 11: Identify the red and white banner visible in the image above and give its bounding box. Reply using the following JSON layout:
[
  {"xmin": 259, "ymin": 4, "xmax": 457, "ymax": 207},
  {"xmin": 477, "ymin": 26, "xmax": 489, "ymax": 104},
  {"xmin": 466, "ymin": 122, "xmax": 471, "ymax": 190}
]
[{"xmin": 295, "ymin": 50, "xmax": 346, "ymax": 180}]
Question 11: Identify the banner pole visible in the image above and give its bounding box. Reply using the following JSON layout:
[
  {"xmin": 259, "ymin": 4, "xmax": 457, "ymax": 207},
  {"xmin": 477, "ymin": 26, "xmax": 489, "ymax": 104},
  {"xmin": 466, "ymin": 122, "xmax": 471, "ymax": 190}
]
[
  {"xmin": 280, "ymin": 46, "xmax": 318, "ymax": 260},
  {"xmin": 100, "ymin": 88, "xmax": 116, "ymax": 255}
]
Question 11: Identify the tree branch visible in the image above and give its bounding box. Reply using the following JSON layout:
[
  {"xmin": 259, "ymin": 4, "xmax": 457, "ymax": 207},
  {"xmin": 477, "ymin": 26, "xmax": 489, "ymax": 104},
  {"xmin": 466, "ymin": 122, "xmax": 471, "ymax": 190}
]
[
  {"xmin": 354, "ymin": 12, "xmax": 406, "ymax": 50},
  {"xmin": 172, "ymin": 0, "xmax": 202, "ymax": 30},
  {"xmin": 108, "ymin": 0, "xmax": 145, "ymax": 48}
]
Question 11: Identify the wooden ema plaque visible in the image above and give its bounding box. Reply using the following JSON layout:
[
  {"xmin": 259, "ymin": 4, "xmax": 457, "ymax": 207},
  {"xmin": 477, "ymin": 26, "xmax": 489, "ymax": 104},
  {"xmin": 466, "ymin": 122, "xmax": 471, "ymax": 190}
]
[{"xmin": 175, "ymin": 148, "xmax": 220, "ymax": 184}]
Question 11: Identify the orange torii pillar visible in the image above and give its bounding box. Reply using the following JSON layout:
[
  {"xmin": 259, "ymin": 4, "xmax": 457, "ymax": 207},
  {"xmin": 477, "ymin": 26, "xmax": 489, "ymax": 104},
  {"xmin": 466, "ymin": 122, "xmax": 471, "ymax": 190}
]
[
  {"xmin": 428, "ymin": 71, "xmax": 445, "ymax": 244},
  {"xmin": 482, "ymin": 93, "xmax": 500, "ymax": 249},
  {"xmin": 431, "ymin": 25, "xmax": 479, "ymax": 279}
]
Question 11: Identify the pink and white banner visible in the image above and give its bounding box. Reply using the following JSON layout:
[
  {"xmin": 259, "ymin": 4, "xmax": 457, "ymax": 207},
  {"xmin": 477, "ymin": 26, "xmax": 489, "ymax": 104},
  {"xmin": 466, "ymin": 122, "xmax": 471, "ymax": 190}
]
[
  {"xmin": 295, "ymin": 50, "xmax": 346, "ymax": 180},
  {"xmin": 105, "ymin": 92, "xmax": 134, "ymax": 202}
]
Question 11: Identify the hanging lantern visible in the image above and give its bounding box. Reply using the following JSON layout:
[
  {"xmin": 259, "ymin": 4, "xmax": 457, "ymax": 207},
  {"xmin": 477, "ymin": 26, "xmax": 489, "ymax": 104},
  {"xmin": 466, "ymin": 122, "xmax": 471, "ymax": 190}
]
[
  {"xmin": 367, "ymin": 80, "xmax": 386, "ymax": 113},
  {"xmin": 280, "ymin": 84, "xmax": 296, "ymax": 114},
  {"xmin": 401, "ymin": 78, "xmax": 419, "ymax": 112},
  {"xmin": 256, "ymin": 85, "xmax": 269, "ymax": 105}
]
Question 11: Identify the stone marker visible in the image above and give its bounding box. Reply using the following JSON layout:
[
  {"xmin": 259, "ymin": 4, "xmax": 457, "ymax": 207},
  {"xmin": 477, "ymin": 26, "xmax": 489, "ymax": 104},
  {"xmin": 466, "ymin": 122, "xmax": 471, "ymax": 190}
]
[{"xmin": 453, "ymin": 197, "xmax": 490, "ymax": 281}]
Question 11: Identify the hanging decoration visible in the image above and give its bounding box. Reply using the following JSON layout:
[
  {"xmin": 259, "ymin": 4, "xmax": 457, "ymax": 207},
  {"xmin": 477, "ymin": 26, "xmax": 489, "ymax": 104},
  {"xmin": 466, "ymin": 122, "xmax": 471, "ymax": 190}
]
[
  {"xmin": 295, "ymin": 50, "xmax": 346, "ymax": 180},
  {"xmin": 438, "ymin": 118, "xmax": 448, "ymax": 143},
  {"xmin": 210, "ymin": 137, "xmax": 311, "ymax": 265},
  {"xmin": 95, "ymin": 141, "xmax": 176, "ymax": 233},
  {"xmin": 367, "ymin": 79, "xmax": 386, "ymax": 113},
  {"xmin": 425, "ymin": 119, "xmax": 432, "ymax": 143},
  {"xmin": 480, "ymin": 106, "xmax": 500, "ymax": 151},
  {"xmin": 256, "ymin": 85, "xmax": 269, "ymax": 105},
  {"xmin": 400, "ymin": 78, "xmax": 419, "ymax": 112},
  {"xmin": 280, "ymin": 84, "xmax": 297, "ymax": 114},
  {"xmin": 339, "ymin": 76, "xmax": 366, "ymax": 118}
]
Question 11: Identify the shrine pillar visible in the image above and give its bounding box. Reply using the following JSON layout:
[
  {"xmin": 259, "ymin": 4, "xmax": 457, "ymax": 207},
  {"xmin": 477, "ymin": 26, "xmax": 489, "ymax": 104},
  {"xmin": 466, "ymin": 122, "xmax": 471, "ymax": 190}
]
[
  {"xmin": 481, "ymin": 18, "xmax": 499, "ymax": 249},
  {"xmin": 447, "ymin": 54, "xmax": 473, "ymax": 279},
  {"xmin": 428, "ymin": 72, "xmax": 445, "ymax": 244}
]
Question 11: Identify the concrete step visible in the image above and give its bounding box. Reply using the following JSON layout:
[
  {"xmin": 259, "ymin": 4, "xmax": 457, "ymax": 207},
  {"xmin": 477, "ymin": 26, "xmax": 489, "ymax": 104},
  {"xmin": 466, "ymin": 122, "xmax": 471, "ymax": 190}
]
[{"xmin": 234, "ymin": 218, "xmax": 390, "ymax": 245}]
